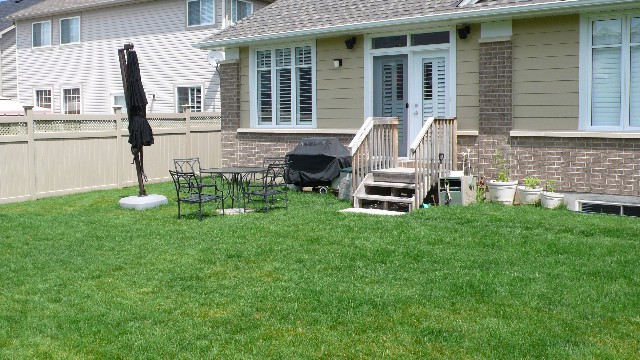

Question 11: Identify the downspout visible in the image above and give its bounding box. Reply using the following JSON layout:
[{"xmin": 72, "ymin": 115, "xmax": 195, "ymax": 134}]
[{"xmin": 222, "ymin": 0, "xmax": 227, "ymax": 29}]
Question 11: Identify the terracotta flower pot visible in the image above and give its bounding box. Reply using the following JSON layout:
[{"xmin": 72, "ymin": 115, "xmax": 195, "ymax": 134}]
[{"xmin": 487, "ymin": 180, "xmax": 518, "ymax": 205}]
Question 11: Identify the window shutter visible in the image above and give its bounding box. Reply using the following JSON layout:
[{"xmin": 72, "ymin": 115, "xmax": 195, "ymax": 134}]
[
  {"xmin": 591, "ymin": 47, "xmax": 622, "ymax": 127},
  {"xmin": 422, "ymin": 57, "xmax": 447, "ymax": 124},
  {"xmin": 296, "ymin": 46, "xmax": 313, "ymax": 125},
  {"xmin": 381, "ymin": 60, "xmax": 405, "ymax": 147}
]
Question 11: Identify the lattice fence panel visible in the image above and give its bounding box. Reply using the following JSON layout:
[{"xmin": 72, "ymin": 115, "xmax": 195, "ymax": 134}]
[
  {"xmin": 0, "ymin": 122, "xmax": 27, "ymax": 136},
  {"xmin": 191, "ymin": 115, "xmax": 222, "ymax": 127},
  {"xmin": 34, "ymin": 120, "xmax": 116, "ymax": 133}
]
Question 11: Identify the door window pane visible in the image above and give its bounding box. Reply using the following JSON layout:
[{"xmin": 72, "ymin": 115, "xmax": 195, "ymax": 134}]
[
  {"xmin": 592, "ymin": 47, "xmax": 622, "ymax": 126},
  {"xmin": 593, "ymin": 19, "xmax": 622, "ymax": 46},
  {"xmin": 411, "ymin": 31, "xmax": 450, "ymax": 46},
  {"xmin": 372, "ymin": 35, "xmax": 407, "ymax": 49}
]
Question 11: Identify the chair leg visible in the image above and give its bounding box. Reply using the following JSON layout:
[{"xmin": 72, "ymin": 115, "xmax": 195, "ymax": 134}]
[
  {"xmin": 177, "ymin": 201, "xmax": 182, "ymax": 219},
  {"xmin": 198, "ymin": 200, "xmax": 203, "ymax": 220}
]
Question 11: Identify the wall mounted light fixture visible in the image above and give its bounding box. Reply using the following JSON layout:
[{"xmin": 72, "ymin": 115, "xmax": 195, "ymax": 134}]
[
  {"xmin": 333, "ymin": 59, "xmax": 343, "ymax": 68},
  {"xmin": 457, "ymin": 25, "xmax": 471, "ymax": 39},
  {"xmin": 345, "ymin": 36, "xmax": 357, "ymax": 49}
]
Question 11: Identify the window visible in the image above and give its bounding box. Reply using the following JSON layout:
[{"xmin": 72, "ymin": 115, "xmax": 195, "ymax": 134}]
[
  {"xmin": 32, "ymin": 21, "xmax": 51, "ymax": 48},
  {"xmin": 176, "ymin": 86, "xmax": 202, "ymax": 112},
  {"xmin": 62, "ymin": 87, "xmax": 81, "ymax": 114},
  {"xmin": 231, "ymin": 0, "xmax": 253, "ymax": 23},
  {"xmin": 60, "ymin": 17, "xmax": 80, "ymax": 45},
  {"xmin": 187, "ymin": 0, "xmax": 214, "ymax": 27},
  {"xmin": 372, "ymin": 35, "xmax": 407, "ymax": 49},
  {"xmin": 112, "ymin": 94, "xmax": 127, "ymax": 114},
  {"xmin": 253, "ymin": 45, "xmax": 314, "ymax": 127},
  {"xmin": 583, "ymin": 14, "xmax": 640, "ymax": 130},
  {"xmin": 34, "ymin": 89, "xmax": 52, "ymax": 111}
]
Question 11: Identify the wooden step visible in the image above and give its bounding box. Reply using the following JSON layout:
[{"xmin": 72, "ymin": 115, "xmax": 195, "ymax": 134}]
[
  {"xmin": 364, "ymin": 181, "xmax": 415, "ymax": 190},
  {"xmin": 339, "ymin": 208, "xmax": 406, "ymax": 216},
  {"xmin": 372, "ymin": 167, "xmax": 415, "ymax": 183},
  {"xmin": 355, "ymin": 194, "xmax": 414, "ymax": 204}
]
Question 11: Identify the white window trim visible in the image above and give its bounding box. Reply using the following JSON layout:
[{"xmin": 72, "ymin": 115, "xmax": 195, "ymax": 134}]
[
  {"xmin": 59, "ymin": 16, "xmax": 81, "ymax": 46},
  {"xmin": 61, "ymin": 86, "xmax": 82, "ymax": 114},
  {"xmin": 579, "ymin": 13, "xmax": 640, "ymax": 131},
  {"xmin": 249, "ymin": 42, "xmax": 317, "ymax": 128},
  {"xmin": 175, "ymin": 84, "xmax": 204, "ymax": 112},
  {"xmin": 186, "ymin": 0, "xmax": 216, "ymax": 27},
  {"xmin": 363, "ymin": 27, "xmax": 457, "ymax": 120},
  {"xmin": 231, "ymin": 0, "xmax": 253, "ymax": 23},
  {"xmin": 33, "ymin": 88, "xmax": 53, "ymax": 113},
  {"xmin": 31, "ymin": 20, "xmax": 51, "ymax": 48}
]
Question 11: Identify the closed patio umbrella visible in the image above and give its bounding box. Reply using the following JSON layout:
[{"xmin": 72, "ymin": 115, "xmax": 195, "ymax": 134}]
[{"xmin": 119, "ymin": 43, "xmax": 153, "ymax": 196}]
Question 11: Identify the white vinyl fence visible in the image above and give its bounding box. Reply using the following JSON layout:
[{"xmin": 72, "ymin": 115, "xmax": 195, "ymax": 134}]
[{"xmin": 0, "ymin": 107, "xmax": 221, "ymax": 204}]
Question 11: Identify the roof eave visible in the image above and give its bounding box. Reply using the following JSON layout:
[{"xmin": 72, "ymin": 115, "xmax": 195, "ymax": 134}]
[
  {"xmin": 7, "ymin": 0, "xmax": 152, "ymax": 21},
  {"xmin": 195, "ymin": 0, "xmax": 640, "ymax": 49}
]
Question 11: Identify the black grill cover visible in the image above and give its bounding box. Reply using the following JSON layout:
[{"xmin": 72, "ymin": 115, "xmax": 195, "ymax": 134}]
[{"xmin": 286, "ymin": 137, "xmax": 352, "ymax": 186}]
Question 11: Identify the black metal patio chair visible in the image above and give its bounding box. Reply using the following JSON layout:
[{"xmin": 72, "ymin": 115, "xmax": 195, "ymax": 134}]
[
  {"xmin": 173, "ymin": 157, "xmax": 218, "ymax": 190},
  {"xmin": 169, "ymin": 169, "xmax": 223, "ymax": 220},
  {"xmin": 245, "ymin": 159, "xmax": 290, "ymax": 212}
]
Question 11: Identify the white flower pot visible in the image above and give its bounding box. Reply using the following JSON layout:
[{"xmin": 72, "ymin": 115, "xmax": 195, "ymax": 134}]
[
  {"xmin": 516, "ymin": 186, "xmax": 542, "ymax": 205},
  {"xmin": 487, "ymin": 180, "xmax": 518, "ymax": 205},
  {"xmin": 541, "ymin": 192, "xmax": 564, "ymax": 209}
]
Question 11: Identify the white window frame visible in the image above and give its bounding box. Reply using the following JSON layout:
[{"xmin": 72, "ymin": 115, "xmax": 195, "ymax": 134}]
[
  {"xmin": 186, "ymin": 0, "xmax": 215, "ymax": 27},
  {"xmin": 59, "ymin": 16, "xmax": 81, "ymax": 45},
  {"xmin": 231, "ymin": 0, "xmax": 253, "ymax": 23},
  {"xmin": 33, "ymin": 88, "xmax": 53, "ymax": 113},
  {"xmin": 175, "ymin": 85, "xmax": 204, "ymax": 112},
  {"xmin": 31, "ymin": 20, "xmax": 51, "ymax": 48},
  {"xmin": 61, "ymin": 86, "xmax": 82, "ymax": 114},
  {"xmin": 579, "ymin": 13, "xmax": 640, "ymax": 131},
  {"xmin": 111, "ymin": 93, "xmax": 127, "ymax": 114},
  {"xmin": 249, "ymin": 42, "xmax": 317, "ymax": 128}
]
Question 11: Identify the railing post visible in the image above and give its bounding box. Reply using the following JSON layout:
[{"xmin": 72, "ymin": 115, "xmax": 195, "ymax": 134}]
[
  {"xmin": 24, "ymin": 106, "xmax": 37, "ymax": 200},
  {"xmin": 183, "ymin": 105, "xmax": 192, "ymax": 157},
  {"xmin": 114, "ymin": 106, "xmax": 123, "ymax": 189}
]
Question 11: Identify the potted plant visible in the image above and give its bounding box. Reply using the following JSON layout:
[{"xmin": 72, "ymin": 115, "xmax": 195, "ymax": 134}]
[
  {"xmin": 516, "ymin": 176, "xmax": 542, "ymax": 205},
  {"xmin": 487, "ymin": 149, "xmax": 518, "ymax": 205},
  {"xmin": 541, "ymin": 179, "xmax": 564, "ymax": 209}
]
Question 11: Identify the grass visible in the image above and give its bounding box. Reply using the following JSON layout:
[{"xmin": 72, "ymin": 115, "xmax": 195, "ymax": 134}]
[{"xmin": 1, "ymin": 182, "xmax": 640, "ymax": 358}]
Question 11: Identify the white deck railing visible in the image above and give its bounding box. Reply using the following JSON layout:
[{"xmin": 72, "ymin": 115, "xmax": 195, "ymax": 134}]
[
  {"xmin": 410, "ymin": 117, "xmax": 457, "ymax": 209},
  {"xmin": 348, "ymin": 117, "xmax": 399, "ymax": 192}
]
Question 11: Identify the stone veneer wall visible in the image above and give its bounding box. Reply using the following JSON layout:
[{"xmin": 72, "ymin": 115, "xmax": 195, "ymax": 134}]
[{"xmin": 219, "ymin": 61, "xmax": 241, "ymax": 166}]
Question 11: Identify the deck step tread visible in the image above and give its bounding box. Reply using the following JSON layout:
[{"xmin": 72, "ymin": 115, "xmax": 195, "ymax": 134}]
[
  {"xmin": 339, "ymin": 208, "xmax": 406, "ymax": 216},
  {"xmin": 364, "ymin": 181, "xmax": 415, "ymax": 189},
  {"xmin": 372, "ymin": 167, "xmax": 415, "ymax": 175},
  {"xmin": 355, "ymin": 194, "xmax": 414, "ymax": 203}
]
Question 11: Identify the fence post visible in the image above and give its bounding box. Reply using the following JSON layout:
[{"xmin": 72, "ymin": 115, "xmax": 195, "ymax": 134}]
[
  {"xmin": 24, "ymin": 106, "xmax": 37, "ymax": 199},
  {"xmin": 182, "ymin": 105, "xmax": 192, "ymax": 157},
  {"xmin": 114, "ymin": 106, "xmax": 123, "ymax": 188}
]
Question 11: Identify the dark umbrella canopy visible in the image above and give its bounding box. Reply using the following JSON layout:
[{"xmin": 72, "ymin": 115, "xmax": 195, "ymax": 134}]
[{"xmin": 125, "ymin": 50, "xmax": 154, "ymax": 148}]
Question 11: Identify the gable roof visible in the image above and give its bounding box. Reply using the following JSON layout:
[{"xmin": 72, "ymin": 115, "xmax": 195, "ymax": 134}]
[
  {"xmin": 0, "ymin": 0, "xmax": 47, "ymax": 31},
  {"xmin": 196, "ymin": 0, "xmax": 639, "ymax": 48}
]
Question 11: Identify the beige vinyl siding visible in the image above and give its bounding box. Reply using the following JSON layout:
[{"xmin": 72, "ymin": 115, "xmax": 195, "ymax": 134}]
[
  {"xmin": 315, "ymin": 36, "xmax": 364, "ymax": 129},
  {"xmin": 512, "ymin": 15, "xmax": 580, "ymax": 131},
  {"xmin": 456, "ymin": 23, "xmax": 480, "ymax": 131},
  {"xmin": 16, "ymin": 0, "xmax": 224, "ymax": 114},
  {"xmin": 1, "ymin": 28, "xmax": 17, "ymax": 100}
]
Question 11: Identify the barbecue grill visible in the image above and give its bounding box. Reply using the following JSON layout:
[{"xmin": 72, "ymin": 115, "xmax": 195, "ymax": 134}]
[{"xmin": 285, "ymin": 137, "xmax": 352, "ymax": 190}]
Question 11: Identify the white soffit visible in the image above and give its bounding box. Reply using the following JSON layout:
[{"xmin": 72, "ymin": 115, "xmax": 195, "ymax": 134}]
[{"xmin": 481, "ymin": 19, "xmax": 513, "ymax": 38}]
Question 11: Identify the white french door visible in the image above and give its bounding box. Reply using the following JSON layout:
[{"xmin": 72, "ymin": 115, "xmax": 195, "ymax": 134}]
[{"xmin": 409, "ymin": 51, "xmax": 449, "ymax": 146}]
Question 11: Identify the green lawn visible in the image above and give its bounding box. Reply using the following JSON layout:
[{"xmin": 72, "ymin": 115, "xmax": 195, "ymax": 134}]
[{"xmin": 1, "ymin": 183, "xmax": 639, "ymax": 358}]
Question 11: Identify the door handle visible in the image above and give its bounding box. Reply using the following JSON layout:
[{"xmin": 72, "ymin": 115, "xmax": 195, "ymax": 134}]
[{"xmin": 413, "ymin": 110, "xmax": 419, "ymax": 115}]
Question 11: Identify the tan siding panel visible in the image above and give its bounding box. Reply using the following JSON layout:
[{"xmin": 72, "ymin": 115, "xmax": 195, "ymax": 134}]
[
  {"xmin": 512, "ymin": 15, "xmax": 580, "ymax": 131},
  {"xmin": 456, "ymin": 24, "xmax": 480, "ymax": 131}
]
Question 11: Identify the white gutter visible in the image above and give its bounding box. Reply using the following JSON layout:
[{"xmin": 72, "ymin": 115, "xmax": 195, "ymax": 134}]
[
  {"xmin": 0, "ymin": 25, "xmax": 15, "ymax": 38},
  {"xmin": 195, "ymin": 0, "xmax": 640, "ymax": 48}
]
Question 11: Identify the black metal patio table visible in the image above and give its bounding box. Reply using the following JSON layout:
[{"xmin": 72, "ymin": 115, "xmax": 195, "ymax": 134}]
[{"xmin": 200, "ymin": 167, "xmax": 267, "ymax": 212}]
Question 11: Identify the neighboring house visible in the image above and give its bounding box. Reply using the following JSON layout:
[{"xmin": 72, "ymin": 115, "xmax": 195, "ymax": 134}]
[
  {"xmin": 197, "ymin": 0, "xmax": 640, "ymax": 199},
  {"xmin": 0, "ymin": 0, "xmax": 46, "ymax": 100},
  {"xmin": 6, "ymin": 0, "xmax": 273, "ymax": 114}
]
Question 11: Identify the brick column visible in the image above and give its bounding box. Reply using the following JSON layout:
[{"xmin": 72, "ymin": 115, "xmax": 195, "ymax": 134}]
[
  {"xmin": 219, "ymin": 61, "xmax": 240, "ymax": 167},
  {"xmin": 477, "ymin": 40, "xmax": 513, "ymax": 179}
]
